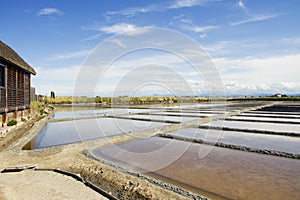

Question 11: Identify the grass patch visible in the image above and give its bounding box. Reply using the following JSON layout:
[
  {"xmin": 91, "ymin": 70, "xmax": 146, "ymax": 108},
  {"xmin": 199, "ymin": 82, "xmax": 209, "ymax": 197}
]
[{"xmin": 7, "ymin": 119, "xmax": 17, "ymax": 126}]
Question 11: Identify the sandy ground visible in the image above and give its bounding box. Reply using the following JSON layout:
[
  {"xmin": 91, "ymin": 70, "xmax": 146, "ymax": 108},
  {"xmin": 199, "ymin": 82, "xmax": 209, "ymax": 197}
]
[
  {"xmin": 0, "ymin": 170, "xmax": 107, "ymax": 200},
  {"xmin": 0, "ymin": 102, "xmax": 275, "ymax": 200}
]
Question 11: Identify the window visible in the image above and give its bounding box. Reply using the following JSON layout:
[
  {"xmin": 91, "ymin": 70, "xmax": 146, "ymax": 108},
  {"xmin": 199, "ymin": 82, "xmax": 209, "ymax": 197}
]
[{"xmin": 0, "ymin": 64, "xmax": 4, "ymax": 87}]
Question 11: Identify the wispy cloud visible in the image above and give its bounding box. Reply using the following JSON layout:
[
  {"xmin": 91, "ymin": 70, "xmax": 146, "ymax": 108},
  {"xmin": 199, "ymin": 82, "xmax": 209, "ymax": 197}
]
[
  {"xmin": 48, "ymin": 49, "xmax": 90, "ymax": 61},
  {"xmin": 178, "ymin": 18, "xmax": 219, "ymax": 37},
  {"xmin": 283, "ymin": 37, "xmax": 300, "ymax": 44},
  {"xmin": 230, "ymin": 13, "xmax": 280, "ymax": 26},
  {"xmin": 184, "ymin": 24, "xmax": 219, "ymax": 33},
  {"xmin": 106, "ymin": 5, "xmax": 160, "ymax": 17},
  {"xmin": 100, "ymin": 23, "xmax": 138, "ymax": 34},
  {"xmin": 111, "ymin": 39, "xmax": 127, "ymax": 48},
  {"xmin": 232, "ymin": 0, "xmax": 280, "ymax": 26},
  {"xmin": 38, "ymin": 8, "xmax": 63, "ymax": 16},
  {"xmin": 169, "ymin": 0, "xmax": 219, "ymax": 9},
  {"xmin": 83, "ymin": 23, "xmax": 151, "ymax": 35},
  {"xmin": 105, "ymin": 0, "xmax": 220, "ymax": 17},
  {"xmin": 81, "ymin": 33, "xmax": 102, "ymax": 42}
]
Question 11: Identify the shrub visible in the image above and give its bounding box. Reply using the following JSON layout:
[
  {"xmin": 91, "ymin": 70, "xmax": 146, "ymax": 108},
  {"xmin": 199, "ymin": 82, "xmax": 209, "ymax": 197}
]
[
  {"xmin": 7, "ymin": 119, "xmax": 17, "ymax": 126},
  {"xmin": 21, "ymin": 118, "xmax": 27, "ymax": 122},
  {"xmin": 40, "ymin": 109, "xmax": 45, "ymax": 115}
]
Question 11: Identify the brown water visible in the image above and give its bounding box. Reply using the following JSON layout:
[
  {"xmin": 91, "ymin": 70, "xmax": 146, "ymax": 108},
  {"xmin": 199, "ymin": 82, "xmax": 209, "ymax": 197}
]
[{"xmin": 93, "ymin": 137, "xmax": 300, "ymax": 200}]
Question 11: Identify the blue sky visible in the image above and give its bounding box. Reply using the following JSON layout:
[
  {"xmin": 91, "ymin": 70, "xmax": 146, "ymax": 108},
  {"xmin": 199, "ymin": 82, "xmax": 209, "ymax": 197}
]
[{"xmin": 1, "ymin": 0, "xmax": 300, "ymax": 96}]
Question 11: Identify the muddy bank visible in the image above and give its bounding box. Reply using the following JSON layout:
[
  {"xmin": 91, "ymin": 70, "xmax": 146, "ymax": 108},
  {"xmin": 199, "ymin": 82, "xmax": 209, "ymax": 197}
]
[{"xmin": 81, "ymin": 150, "xmax": 206, "ymax": 200}]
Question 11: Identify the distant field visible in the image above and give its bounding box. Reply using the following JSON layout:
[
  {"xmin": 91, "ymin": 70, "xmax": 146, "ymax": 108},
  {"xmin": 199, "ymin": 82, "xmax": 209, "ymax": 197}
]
[{"xmin": 43, "ymin": 96, "xmax": 300, "ymax": 105}]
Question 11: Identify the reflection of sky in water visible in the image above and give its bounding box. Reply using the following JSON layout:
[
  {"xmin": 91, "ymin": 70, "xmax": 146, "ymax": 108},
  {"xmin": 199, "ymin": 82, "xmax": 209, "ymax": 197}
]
[
  {"xmin": 51, "ymin": 108, "xmax": 154, "ymax": 119},
  {"xmin": 239, "ymin": 113, "xmax": 300, "ymax": 118},
  {"xmin": 229, "ymin": 116, "xmax": 300, "ymax": 123},
  {"xmin": 203, "ymin": 120, "xmax": 300, "ymax": 133},
  {"xmin": 31, "ymin": 118, "xmax": 166, "ymax": 149},
  {"xmin": 247, "ymin": 111, "xmax": 300, "ymax": 115},
  {"xmin": 121, "ymin": 114, "xmax": 199, "ymax": 122},
  {"xmin": 168, "ymin": 128, "xmax": 300, "ymax": 154},
  {"xmin": 154, "ymin": 112, "xmax": 216, "ymax": 117}
]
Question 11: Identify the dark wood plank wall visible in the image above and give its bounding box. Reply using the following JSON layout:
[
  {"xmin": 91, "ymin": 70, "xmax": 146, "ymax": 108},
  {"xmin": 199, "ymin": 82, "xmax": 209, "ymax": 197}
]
[
  {"xmin": 0, "ymin": 88, "xmax": 5, "ymax": 112},
  {"xmin": 0, "ymin": 61, "xmax": 31, "ymax": 113}
]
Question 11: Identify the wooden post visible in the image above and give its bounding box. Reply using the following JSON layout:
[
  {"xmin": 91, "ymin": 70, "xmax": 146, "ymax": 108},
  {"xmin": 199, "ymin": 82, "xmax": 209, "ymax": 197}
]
[
  {"xmin": 21, "ymin": 110, "xmax": 25, "ymax": 118},
  {"xmin": 2, "ymin": 112, "xmax": 7, "ymax": 127},
  {"xmin": 13, "ymin": 109, "xmax": 18, "ymax": 119}
]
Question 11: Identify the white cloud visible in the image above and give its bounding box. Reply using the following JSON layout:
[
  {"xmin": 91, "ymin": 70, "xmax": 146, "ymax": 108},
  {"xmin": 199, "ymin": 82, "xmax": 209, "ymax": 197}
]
[
  {"xmin": 203, "ymin": 39, "xmax": 271, "ymax": 58},
  {"xmin": 38, "ymin": 8, "xmax": 63, "ymax": 16},
  {"xmin": 84, "ymin": 23, "xmax": 151, "ymax": 35},
  {"xmin": 100, "ymin": 23, "xmax": 137, "ymax": 34},
  {"xmin": 33, "ymin": 65, "xmax": 80, "ymax": 95},
  {"xmin": 231, "ymin": 13, "xmax": 280, "ymax": 26},
  {"xmin": 179, "ymin": 18, "xmax": 219, "ymax": 36},
  {"xmin": 237, "ymin": 0, "xmax": 246, "ymax": 9},
  {"xmin": 48, "ymin": 49, "xmax": 91, "ymax": 61},
  {"xmin": 232, "ymin": 0, "xmax": 281, "ymax": 26},
  {"xmin": 283, "ymin": 37, "xmax": 300, "ymax": 44},
  {"xmin": 236, "ymin": 0, "xmax": 249, "ymax": 14},
  {"xmin": 212, "ymin": 54, "xmax": 300, "ymax": 94},
  {"xmin": 169, "ymin": 0, "xmax": 219, "ymax": 9},
  {"xmin": 105, "ymin": 0, "xmax": 220, "ymax": 17},
  {"xmin": 106, "ymin": 5, "xmax": 159, "ymax": 17},
  {"xmin": 111, "ymin": 39, "xmax": 127, "ymax": 48},
  {"xmin": 185, "ymin": 24, "xmax": 219, "ymax": 33}
]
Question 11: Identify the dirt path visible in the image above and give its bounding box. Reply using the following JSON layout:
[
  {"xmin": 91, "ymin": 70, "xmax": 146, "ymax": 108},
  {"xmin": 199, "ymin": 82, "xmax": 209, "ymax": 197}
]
[{"xmin": 0, "ymin": 170, "xmax": 107, "ymax": 200}]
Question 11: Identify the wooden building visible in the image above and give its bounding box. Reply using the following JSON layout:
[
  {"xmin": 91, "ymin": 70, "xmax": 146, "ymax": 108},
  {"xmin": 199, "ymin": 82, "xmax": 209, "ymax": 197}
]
[{"xmin": 0, "ymin": 40, "xmax": 36, "ymax": 126}]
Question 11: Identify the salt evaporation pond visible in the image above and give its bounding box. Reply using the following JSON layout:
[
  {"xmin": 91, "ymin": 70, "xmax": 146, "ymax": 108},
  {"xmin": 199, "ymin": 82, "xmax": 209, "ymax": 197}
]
[
  {"xmin": 164, "ymin": 103, "xmax": 226, "ymax": 109},
  {"xmin": 121, "ymin": 114, "xmax": 199, "ymax": 123},
  {"xmin": 93, "ymin": 137, "xmax": 300, "ymax": 200},
  {"xmin": 246, "ymin": 110, "xmax": 300, "ymax": 115},
  {"xmin": 52, "ymin": 108, "xmax": 155, "ymax": 119},
  {"xmin": 167, "ymin": 128, "xmax": 300, "ymax": 154},
  {"xmin": 163, "ymin": 110, "xmax": 226, "ymax": 114},
  {"xmin": 202, "ymin": 120, "xmax": 300, "ymax": 134},
  {"xmin": 153, "ymin": 112, "xmax": 216, "ymax": 117},
  {"xmin": 228, "ymin": 115, "xmax": 300, "ymax": 123},
  {"xmin": 24, "ymin": 118, "xmax": 166, "ymax": 149},
  {"xmin": 238, "ymin": 113, "xmax": 300, "ymax": 119}
]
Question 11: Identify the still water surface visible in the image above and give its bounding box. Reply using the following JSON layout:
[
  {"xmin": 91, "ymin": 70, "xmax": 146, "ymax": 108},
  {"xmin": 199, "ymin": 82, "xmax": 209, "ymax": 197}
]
[
  {"xmin": 24, "ymin": 118, "xmax": 166, "ymax": 149},
  {"xmin": 52, "ymin": 108, "xmax": 154, "ymax": 119},
  {"xmin": 203, "ymin": 120, "xmax": 300, "ymax": 133},
  {"xmin": 168, "ymin": 128, "xmax": 300, "ymax": 154},
  {"xmin": 93, "ymin": 137, "xmax": 300, "ymax": 200},
  {"xmin": 121, "ymin": 114, "xmax": 199, "ymax": 122}
]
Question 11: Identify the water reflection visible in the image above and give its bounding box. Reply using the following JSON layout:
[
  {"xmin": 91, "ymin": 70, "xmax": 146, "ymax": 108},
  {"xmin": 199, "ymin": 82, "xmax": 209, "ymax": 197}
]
[
  {"xmin": 121, "ymin": 114, "xmax": 199, "ymax": 122},
  {"xmin": 24, "ymin": 118, "xmax": 166, "ymax": 149},
  {"xmin": 93, "ymin": 137, "xmax": 300, "ymax": 200},
  {"xmin": 51, "ymin": 108, "xmax": 155, "ymax": 119},
  {"xmin": 203, "ymin": 120, "xmax": 300, "ymax": 133},
  {"xmin": 168, "ymin": 128, "xmax": 300, "ymax": 154}
]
